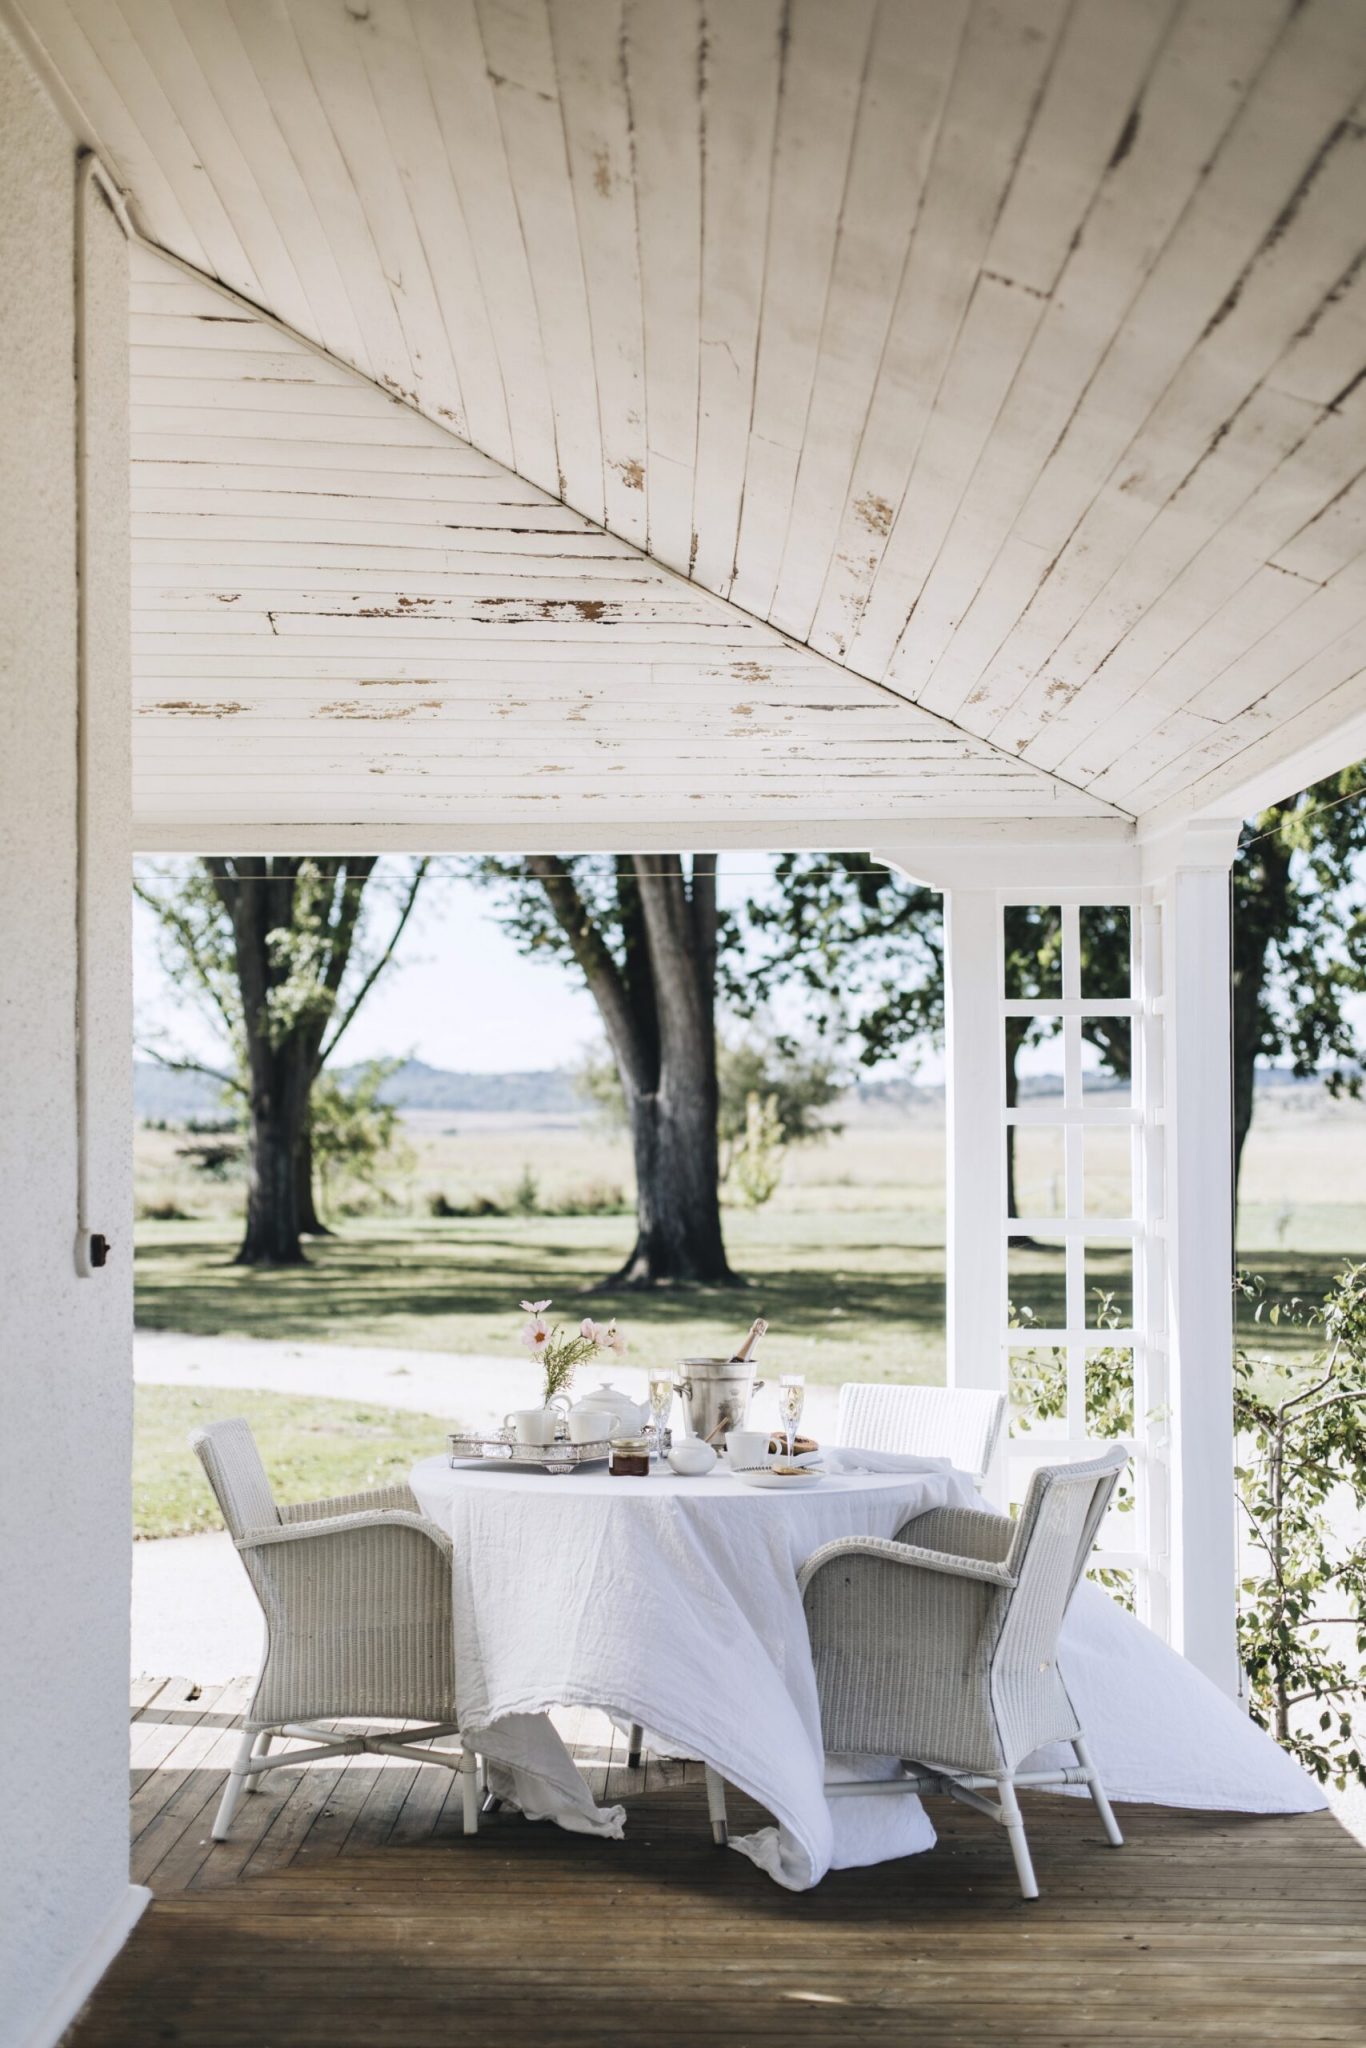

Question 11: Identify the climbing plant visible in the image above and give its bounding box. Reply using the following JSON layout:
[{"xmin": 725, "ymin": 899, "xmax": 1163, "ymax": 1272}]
[
  {"xmin": 1235, "ymin": 1264, "xmax": 1366, "ymax": 1790},
  {"xmin": 1009, "ymin": 1290, "xmax": 1137, "ymax": 1609}
]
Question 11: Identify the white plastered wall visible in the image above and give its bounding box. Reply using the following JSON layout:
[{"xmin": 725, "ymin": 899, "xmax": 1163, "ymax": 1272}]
[{"xmin": 0, "ymin": 23, "xmax": 138, "ymax": 2046}]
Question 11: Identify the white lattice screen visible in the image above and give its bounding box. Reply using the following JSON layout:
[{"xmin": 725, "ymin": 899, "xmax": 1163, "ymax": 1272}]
[{"xmin": 998, "ymin": 893, "xmax": 1170, "ymax": 1636}]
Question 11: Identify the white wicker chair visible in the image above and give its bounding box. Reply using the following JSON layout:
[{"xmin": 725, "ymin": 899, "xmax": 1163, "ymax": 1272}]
[
  {"xmin": 836, "ymin": 1382, "xmax": 1006, "ymax": 1484},
  {"xmin": 703, "ymin": 1445, "xmax": 1128, "ymax": 1897},
  {"xmin": 626, "ymin": 1384, "xmax": 1009, "ymax": 1774},
  {"xmin": 191, "ymin": 1417, "xmax": 479, "ymax": 1842}
]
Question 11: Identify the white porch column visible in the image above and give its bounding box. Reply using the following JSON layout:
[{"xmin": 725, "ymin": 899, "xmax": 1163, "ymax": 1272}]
[
  {"xmin": 0, "ymin": 33, "xmax": 140, "ymax": 2046},
  {"xmin": 942, "ymin": 890, "xmax": 1007, "ymax": 1502},
  {"xmin": 1146, "ymin": 823, "xmax": 1242, "ymax": 1697}
]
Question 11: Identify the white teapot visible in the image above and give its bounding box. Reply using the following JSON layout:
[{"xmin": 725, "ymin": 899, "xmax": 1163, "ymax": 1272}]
[{"xmin": 572, "ymin": 1381, "xmax": 646, "ymax": 1434}]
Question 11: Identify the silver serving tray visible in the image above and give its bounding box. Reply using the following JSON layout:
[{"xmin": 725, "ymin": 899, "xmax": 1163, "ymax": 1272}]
[{"xmin": 447, "ymin": 1430, "xmax": 611, "ymax": 1475}]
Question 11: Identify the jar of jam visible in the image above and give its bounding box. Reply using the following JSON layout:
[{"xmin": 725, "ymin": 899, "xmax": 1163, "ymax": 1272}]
[{"xmin": 609, "ymin": 1434, "xmax": 651, "ymax": 1477}]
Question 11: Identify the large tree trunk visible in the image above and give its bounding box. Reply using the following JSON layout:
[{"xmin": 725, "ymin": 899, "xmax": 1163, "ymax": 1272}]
[
  {"xmin": 526, "ymin": 852, "xmax": 737, "ymax": 1288},
  {"xmin": 295, "ymin": 1124, "xmax": 330, "ymax": 1236},
  {"xmin": 238, "ymin": 1044, "xmax": 312, "ymax": 1266},
  {"xmin": 1231, "ymin": 830, "xmax": 1293, "ymax": 1214},
  {"xmin": 612, "ymin": 855, "xmax": 735, "ymax": 1287},
  {"xmin": 1005, "ymin": 1017, "xmax": 1028, "ymax": 1241},
  {"xmin": 614, "ymin": 1079, "xmax": 732, "ymax": 1286}
]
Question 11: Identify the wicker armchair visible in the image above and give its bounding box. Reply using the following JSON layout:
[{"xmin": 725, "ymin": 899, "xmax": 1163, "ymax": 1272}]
[
  {"xmin": 191, "ymin": 1418, "xmax": 479, "ymax": 1842},
  {"xmin": 836, "ymin": 1382, "xmax": 1006, "ymax": 1484},
  {"xmin": 703, "ymin": 1445, "xmax": 1127, "ymax": 1896},
  {"xmin": 628, "ymin": 1385, "xmax": 1009, "ymax": 1774}
]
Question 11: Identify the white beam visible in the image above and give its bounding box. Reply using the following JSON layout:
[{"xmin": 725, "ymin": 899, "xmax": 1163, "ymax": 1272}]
[
  {"xmin": 133, "ymin": 815, "xmax": 1139, "ymax": 860},
  {"xmin": 1156, "ymin": 850, "xmax": 1240, "ymax": 1696},
  {"xmin": 871, "ymin": 822, "xmax": 1138, "ymax": 893},
  {"xmin": 940, "ymin": 889, "xmax": 1007, "ymax": 1504}
]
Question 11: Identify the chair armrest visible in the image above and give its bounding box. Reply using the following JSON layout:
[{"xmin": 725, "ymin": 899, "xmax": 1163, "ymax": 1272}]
[
  {"xmin": 280, "ymin": 1483, "xmax": 420, "ymax": 1522},
  {"xmin": 238, "ymin": 1507, "xmax": 452, "ymax": 1557},
  {"xmin": 892, "ymin": 1504, "xmax": 1014, "ymax": 1564},
  {"xmin": 798, "ymin": 1532, "xmax": 1015, "ymax": 1598}
]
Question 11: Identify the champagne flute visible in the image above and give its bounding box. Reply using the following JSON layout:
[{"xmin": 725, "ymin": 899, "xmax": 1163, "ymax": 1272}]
[
  {"xmin": 648, "ymin": 1372, "xmax": 674, "ymax": 1462},
  {"xmin": 777, "ymin": 1375, "xmax": 805, "ymax": 1465}
]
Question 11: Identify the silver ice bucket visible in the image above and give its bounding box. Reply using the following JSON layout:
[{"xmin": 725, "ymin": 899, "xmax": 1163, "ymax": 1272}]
[{"xmin": 675, "ymin": 1358, "xmax": 765, "ymax": 1444}]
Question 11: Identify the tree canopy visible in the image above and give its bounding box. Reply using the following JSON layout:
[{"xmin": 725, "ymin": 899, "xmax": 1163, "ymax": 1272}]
[{"xmin": 1232, "ymin": 763, "xmax": 1366, "ymax": 1184}]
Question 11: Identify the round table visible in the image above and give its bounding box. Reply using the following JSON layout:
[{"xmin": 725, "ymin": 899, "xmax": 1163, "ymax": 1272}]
[
  {"xmin": 407, "ymin": 1451, "xmax": 1326, "ymax": 1890},
  {"xmin": 409, "ymin": 1449, "xmax": 980, "ymax": 1888}
]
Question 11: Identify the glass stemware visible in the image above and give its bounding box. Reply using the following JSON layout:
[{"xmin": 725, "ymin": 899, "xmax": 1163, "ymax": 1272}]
[
  {"xmin": 777, "ymin": 1375, "xmax": 805, "ymax": 1464},
  {"xmin": 648, "ymin": 1372, "xmax": 674, "ymax": 1462}
]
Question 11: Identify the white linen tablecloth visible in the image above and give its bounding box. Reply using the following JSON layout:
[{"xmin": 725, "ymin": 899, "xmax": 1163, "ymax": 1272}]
[{"xmin": 408, "ymin": 1449, "xmax": 1323, "ymax": 1891}]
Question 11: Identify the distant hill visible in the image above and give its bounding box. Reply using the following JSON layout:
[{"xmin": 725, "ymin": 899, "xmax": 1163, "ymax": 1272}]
[
  {"xmin": 371, "ymin": 1060, "xmax": 582, "ymax": 1113},
  {"xmin": 135, "ymin": 1057, "xmax": 582, "ymax": 1122},
  {"xmin": 135, "ymin": 1063, "xmax": 231, "ymax": 1123},
  {"xmin": 134, "ymin": 1055, "xmax": 1338, "ymax": 1124}
]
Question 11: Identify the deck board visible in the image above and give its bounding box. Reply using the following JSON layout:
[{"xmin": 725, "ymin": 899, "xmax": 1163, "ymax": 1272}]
[{"xmin": 63, "ymin": 1681, "xmax": 1366, "ymax": 2046}]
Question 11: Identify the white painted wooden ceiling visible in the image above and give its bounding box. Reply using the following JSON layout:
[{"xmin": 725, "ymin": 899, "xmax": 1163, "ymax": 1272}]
[
  {"xmin": 17, "ymin": 0, "xmax": 1366, "ymax": 834},
  {"xmin": 130, "ymin": 243, "xmax": 1108, "ymax": 831}
]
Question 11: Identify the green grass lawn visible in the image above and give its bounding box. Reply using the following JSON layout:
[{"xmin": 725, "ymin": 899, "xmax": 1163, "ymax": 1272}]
[
  {"xmin": 132, "ymin": 1209, "xmax": 1339, "ymax": 1386},
  {"xmin": 134, "ymin": 1209, "xmax": 951, "ymax": 1383},
  {"xmin": 135, "ymin": 1383, "xmax": 452, "ymax": 1539}
]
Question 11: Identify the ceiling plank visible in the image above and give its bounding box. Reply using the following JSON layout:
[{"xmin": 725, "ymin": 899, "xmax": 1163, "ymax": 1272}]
[
  {"xmin": 803, "ymin": 0, "xmax": 1070, "ymax": 662},
  {"xmin": 727, "ymin": 0, "xmax": 876, "ymax": 622},
  {"xmin": 476, "ymin": 0, "xmax": 604, "ymax": 519},
  {"xmin": 550, "ymin": 0, "xmax": 648, "ymax": 547},
  {"xmin": 688, "ymin": 0, "xmax": 784, "ymax": 596},
  {"xmin": 624, "ymin": 0, "xmax": 702, "ymax": 577}
]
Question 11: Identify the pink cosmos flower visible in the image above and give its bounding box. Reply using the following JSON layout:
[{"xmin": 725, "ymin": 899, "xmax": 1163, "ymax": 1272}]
[
  {"xmin": 520, "ymin": 1316, "xmax": 550, "ymax": 1353},
  {"xmin": 606, "ymin": 1322, "xmax": 627, "ymax": 1354},
  {"xmin": 519, "ymin": 1298, "xmax": 551, "ymax": 1316},
  {"xmin": 580, "ymin": 1317, "xmax": 604, "ymax": 1344}
]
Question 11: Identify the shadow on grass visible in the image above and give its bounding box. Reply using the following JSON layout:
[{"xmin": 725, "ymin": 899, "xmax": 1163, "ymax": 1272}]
[
  {"xmin": 134, "ymin": 1219, "xmax": 957, "ymax": 1389},
  {"xmin": 133, "ymin": 1222, "xmax": 1351, "ymax": 1373}
]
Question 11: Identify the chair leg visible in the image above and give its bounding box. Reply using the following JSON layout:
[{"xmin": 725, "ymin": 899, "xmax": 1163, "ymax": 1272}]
[
  {"xmin": 627, "ymin": 1722, "xmax": 643, "ymax": 1770},
  {"xmin": 459, "ymin": 1748, "xmax": 480, "ymax": 1837},
  {"xmin": 244, "ymin": 1728, "xmax": 274, "ymax": 1791},
  {"xmin": 996, "ymin": 1778, "xmax": 1038, "ymax": 1900},
  {"xmin": 704, "ymin": 1765, "xmax": 728, "ymax": 1848},
  {"xmin": 1074, "ymin": 1735, "xmax": 1124, "ymax": 1846},
  {"xmin": 212, "ymin": 1728, "xmax": 255, "ymax": 1841}
]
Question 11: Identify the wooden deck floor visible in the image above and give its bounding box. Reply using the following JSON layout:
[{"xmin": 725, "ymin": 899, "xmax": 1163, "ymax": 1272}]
[{"xmin": 65, "ymin": 1677, "xmax": 1366, "ymax": 2046}]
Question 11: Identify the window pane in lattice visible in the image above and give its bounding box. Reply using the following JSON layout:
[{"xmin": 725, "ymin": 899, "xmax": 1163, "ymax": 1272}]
[
  {"xmin": 1079, "ymin": 904, "xmax": 1131, "ymax": 998},
  {"xmin": 1081, "ymin": 1019, "xmax": 1131, "ymax": 1106},
  {"xmin": 1007, "ymin": 1234, "xmax": 1066, "ymax": 1334},
  {"xmin": 1008, "ymin": 1026, "xmax": 1064, "ymax": 1112},
  {"xmin": 1007, "ymin": 1346, "xmax": 1069, "ymax": 1441},
  {"xmin": 1012, "ymin": 1125, "xmax": 1065, "ymax": 1218},
  {"xmin": 1083, "ymin": 1125, "xmax": 1132, "ymax": 1217},
  {"xmin": 1004, "ymin": 905, "xmax": 1062, "ymax": 999},
  {"xmin": 1085, "ymin": 1243, "xmax": 1133, "ymax": 1328},
  {"xmin": 1084, "ymin": 1345, "xmax": 1134, "ymax": 1438}
]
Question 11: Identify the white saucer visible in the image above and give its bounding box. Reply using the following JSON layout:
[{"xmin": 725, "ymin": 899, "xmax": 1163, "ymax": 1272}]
[{"xmin": 737, "ymin": 1467, "xmax": 824, "ymax": 1491}]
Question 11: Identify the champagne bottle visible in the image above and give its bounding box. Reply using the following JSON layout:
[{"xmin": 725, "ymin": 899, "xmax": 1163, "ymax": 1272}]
[{"xmin": 729, "ymin": 1318, "xmax": 767, "ymax": 1365}]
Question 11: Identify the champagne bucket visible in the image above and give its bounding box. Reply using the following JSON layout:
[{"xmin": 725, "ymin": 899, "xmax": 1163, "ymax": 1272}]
[{"xmin": 674, "ymin": 1359, "xmax": 765, "ymax": 1443}]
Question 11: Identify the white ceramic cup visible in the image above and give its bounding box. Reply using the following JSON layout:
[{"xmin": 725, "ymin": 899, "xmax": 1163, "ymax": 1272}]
[
  {"xmin": 505, "ymin": 1407, "xmax": 558, "ymax": 1445},
  {"xmin": 568, "ymin": 1407, "xmax": 613, "ymax": 1445},
  {"xmin": 725, "ymin": 1428, "xmax": 772, "ymax": 1471}
]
